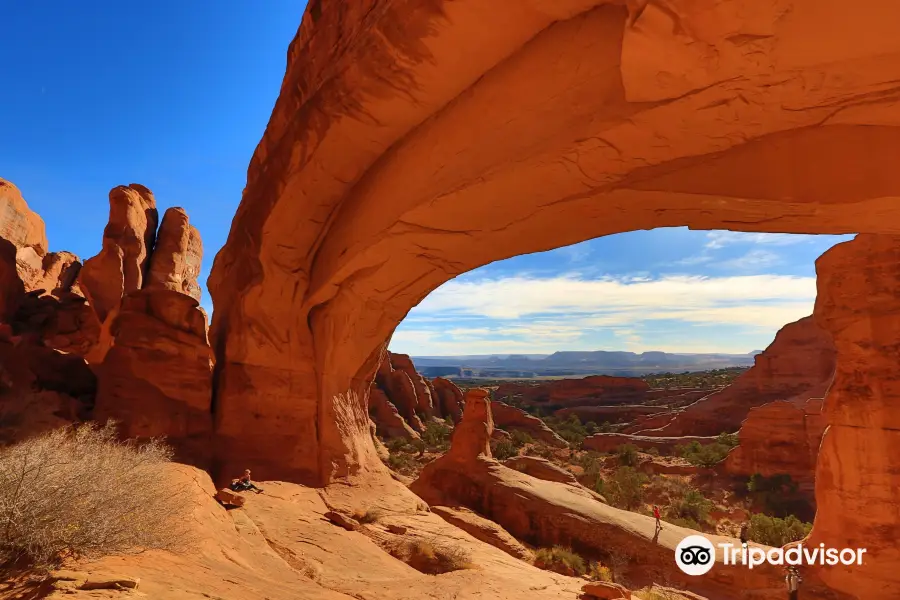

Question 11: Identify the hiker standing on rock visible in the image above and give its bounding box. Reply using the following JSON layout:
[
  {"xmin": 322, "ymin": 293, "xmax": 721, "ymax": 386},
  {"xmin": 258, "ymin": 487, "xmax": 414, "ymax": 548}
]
[
  {"xmin": 739, "ymin": 522, "xmax": 749, "ymax": 545},
  {"xmin": 652, "ymin": 505, "xmax": 662, "ymax": 534},
  {"xmin": 785, "ymin": 566, "xmax": 802, "ymax": 600}
]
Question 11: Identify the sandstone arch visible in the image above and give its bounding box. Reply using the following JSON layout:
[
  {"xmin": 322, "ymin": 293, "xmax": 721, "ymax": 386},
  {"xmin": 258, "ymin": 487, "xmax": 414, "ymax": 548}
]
[
  {"xmin": 203, "ymin": 3, "xmax": 900, "ymax": 595},
  {"xmin": 209, "ymin": 0, "xmax": 900, "ymax": 484}
]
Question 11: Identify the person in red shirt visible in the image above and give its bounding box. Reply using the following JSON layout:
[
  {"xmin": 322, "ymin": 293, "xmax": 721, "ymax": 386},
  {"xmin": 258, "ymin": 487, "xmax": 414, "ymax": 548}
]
[{"xmin": 652, "ymin": 505, "xmax": 662, "ymax": 533}]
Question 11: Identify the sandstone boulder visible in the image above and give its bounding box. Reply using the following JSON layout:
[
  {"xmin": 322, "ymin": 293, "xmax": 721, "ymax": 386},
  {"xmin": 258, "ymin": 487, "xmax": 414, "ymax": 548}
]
[
  {"xmin": 491, "ymin": 401, "xmax": 567, "ymax": 447},
  {"xmin": 369, "ymin": 386, "xmax": 420, "ymax": 440},
  {"xmin": 215, "ymin": 488, "xmax": 247, "ymax": 508},
  {"xmin": 390, "ymin": 353, "xmax": 435, "ymax": 418},
  {"xmin": 582, "ymin": 581, "xmax": 630, "ymax": 599},
  {"xmin": 447, "ymin": 389, "xmax": 493, "ymax": 461}
]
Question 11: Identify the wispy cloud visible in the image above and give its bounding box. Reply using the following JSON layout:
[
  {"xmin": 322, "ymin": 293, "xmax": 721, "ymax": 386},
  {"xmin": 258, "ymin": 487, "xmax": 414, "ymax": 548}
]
[
  {"xmin": 704, "ymin": 232, "xmax": 821, "ymax": 249},
  {"xmin": 392, "ymin": 273, "xmax": 815, "ymax": 355}
]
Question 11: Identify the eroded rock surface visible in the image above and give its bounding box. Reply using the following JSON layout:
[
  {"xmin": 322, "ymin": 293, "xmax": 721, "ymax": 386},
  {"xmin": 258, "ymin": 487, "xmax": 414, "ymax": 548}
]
[
  {"xmin": 496, "ymin": 376, "xmax": 650, "ymax": 409},
  {"xmin": 630, "ymin": 316, "xmax": 835, "ymax": 437},
  {"xmin": 806, "ymin": 235, "xmax": 900, "ymax": 597}
]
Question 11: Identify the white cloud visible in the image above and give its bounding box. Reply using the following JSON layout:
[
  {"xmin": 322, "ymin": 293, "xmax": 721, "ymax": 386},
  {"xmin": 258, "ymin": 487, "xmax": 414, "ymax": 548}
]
[
  {"xmin": 392, "ymin": 273, "xmax": 815, "ymax": 355},
  {"xmin": 410, "ymin": 274, "xmax": 814, "ymax": 320},
  {"xmin": 704, "ymin": 231, "xmax": 819, "ymax": 249},
  {"xmin": 715, "ymin": 249, "xmax": 781, "ymax": 270}
]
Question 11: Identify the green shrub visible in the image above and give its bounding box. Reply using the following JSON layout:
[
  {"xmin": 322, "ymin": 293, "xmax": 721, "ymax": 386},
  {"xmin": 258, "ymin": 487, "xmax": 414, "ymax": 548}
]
[
  {"xmin": 676, "ymin": 440, "xmax": 731, "ymax": 468},
  {"xmin": 616, "ymin": 444, "xmax": 639, "ymax": 467},
  {"xmin": 543, "ymin": 415, "xmax": 588, "ymax": 448},
  {"xmin": 746, "ymin": 513, "xmax": 812, "ymax": 546},
  {"xmin": 745, "ymin": 473, "xmax": 809, "ymax": 517},
  {"xmin": 510, "ymin": 429, "xmax": 534, "ymax": 446},
  {"xmin": 666, "ymin": 488, "xmax": 713, "ymax": 524},
  {"xmin": 384, "ymin": 437, "xmax": 410, "ymax": 453},
  {"xmin": 588, "ymin": 562, "xmax": 613, "ymax": 582},
  {"xmin": 387, "ymin": 453, "xmax": 414, "ymax": 471},
  {"xmin": 599, "ymin": 467, "xmax": 647, "ymax": 509},
  {"xmin": 493, "ymin": 439, "xmax": 519, "ymax": 460},
  {"xmin": 534, "ymin": 546, "xmax": 586, "ymax": 576},
  {"xmin": 421, "ymin": 421, "xmax": 452, "ymax": 449},
  {"xmin": 716, "ymin": 431, "xmax": 740, "ymax": 448}
]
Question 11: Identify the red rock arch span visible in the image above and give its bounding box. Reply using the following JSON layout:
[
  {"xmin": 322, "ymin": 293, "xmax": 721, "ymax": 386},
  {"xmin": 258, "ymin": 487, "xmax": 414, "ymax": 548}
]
[{"xmin": 209, "ymin": 0, "xmax": 900, "ymax": 483}]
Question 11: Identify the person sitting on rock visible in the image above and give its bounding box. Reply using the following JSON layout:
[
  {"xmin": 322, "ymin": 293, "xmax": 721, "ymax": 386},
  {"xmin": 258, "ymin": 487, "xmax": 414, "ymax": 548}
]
[{"xmin": 230, "ymin": 469, "xmax": 263, "ymax": 494}]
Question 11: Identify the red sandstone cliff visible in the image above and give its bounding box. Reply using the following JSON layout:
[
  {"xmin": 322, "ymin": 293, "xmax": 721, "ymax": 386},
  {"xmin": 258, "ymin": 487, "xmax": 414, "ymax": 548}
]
[{"xmin": 630, "ymin": 316, "xmax": 835, "ymax": 437}]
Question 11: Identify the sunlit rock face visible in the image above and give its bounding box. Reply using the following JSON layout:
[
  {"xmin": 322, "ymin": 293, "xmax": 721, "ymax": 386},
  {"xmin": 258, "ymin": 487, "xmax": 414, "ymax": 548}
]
[
  {"xmin": 207, "ymin": 0, "xmax": 900, "ymax": 487},
  {"xmin": 806, "ymin": 235, "xmax": 900, "ymax": 597}
]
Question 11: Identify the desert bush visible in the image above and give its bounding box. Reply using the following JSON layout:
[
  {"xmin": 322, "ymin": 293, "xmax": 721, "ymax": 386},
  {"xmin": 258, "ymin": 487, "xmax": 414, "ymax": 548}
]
[
  {"xmin": 616, "ymin": 444, "xmax": 639, "ymax": 467},
  {"xmin": 353, "ymin": 508, "xmax": 383, "ymax": 524},
  {"xmin": 745, "ymin": 473, "xmax": 809, "ymax": 517},
  {"xmin": 524, "ymin": 444, "xmax": 555, "ymax": 460},
  {"xmin": 587, "ymin": 561, "xmax": 613, "ymax": 582},
  {"xmin": 666, "ymin": 488, "xmax": 713, "ymax": 524},
  {"xmin": 543, "ymin": 415, "xmax": 589, "ymax": 448},
  {"xmin": 716, "ymin": 431, "xmax": 739, "ymax": 448},
  {"xmin": 384, "ymin": 437, "xmax": 410, "ymax": 453},
  {"xmin": 492, "ymin": 439, "xmax": 519, "ymax": 460},
  {"xmin": 676, "ymin": 440, "xmax": 731, "ymax": 468},
  {"xmin": 421, "ymin": 421, "xmax": 452, "ymax": 450},
  {"xmin": 395, "ymin": 537, "xmax": 473, "ymax": 574},
  {"xmin": 509, "ymin": 429, "xmax": 534, "ymax": 446},
  {"xmin": 746, "ymin": 513, "xmax": 812, "ymax": 547},
  {"xmin": 598, "ymin": 467, "xmax": 647, "ymax": 510},
  {"xmin": 387, "ymin": 452, "xmax": 414, "ymax": 472},
  {"xmin": 645, "ymin": 447, "xmax": 660, "ymax": 456},
  {"xmin": 572, "ymin": 451, "xmax": 604, "ymax": 486},
  {"xmin": 0, "ymin": 422, "xmax": 191, "ymax": 570},
  {"xmin": 534, "ymin": 546, "xmax": 586, "ymax": 576}
]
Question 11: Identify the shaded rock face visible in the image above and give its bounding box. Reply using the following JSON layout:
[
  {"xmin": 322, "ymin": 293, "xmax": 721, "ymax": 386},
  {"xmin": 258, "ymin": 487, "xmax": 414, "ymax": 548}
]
[
  {"xmin": 432, "ymin": 377, "xmax": 463, "ymax": 423},
  {"xmin": 93, "ymin": 289, "xmax": 213, "ymax": 466},
  {"xmin": 631, "ymin": 316, "xmax": 835, "ymax": 437},
  {"xmin": 723, "ymin": 396, "xmax": 827, "ymax": 497},
  {"xmin": 491, "ymin": 401, "xmax": 567, "ymax": 448},
  {"xmin": 369, "ymin": 386, "xmax": 419, "ymax": 440},
  {"xmin": 806, "ymin": 235, "xmax": 900, "ymax": 597}
]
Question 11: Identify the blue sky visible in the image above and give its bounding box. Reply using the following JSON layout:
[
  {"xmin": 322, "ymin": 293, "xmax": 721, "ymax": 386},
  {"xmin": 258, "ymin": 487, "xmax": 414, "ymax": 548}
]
[
  {"xmin": 392, "ymin": 230, "xmax": 852, "ymax": 356},
  {"xmin": 0, "ymin": 1, "xmax": 304, "ymax": 311},
  {"xmin": 1, "ymin": 4, "xmax": 851, "ymax": 357}
]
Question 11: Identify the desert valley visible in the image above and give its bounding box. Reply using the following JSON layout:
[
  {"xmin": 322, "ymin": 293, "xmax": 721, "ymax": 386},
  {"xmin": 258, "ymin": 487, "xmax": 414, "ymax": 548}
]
[{"xmin": 2, "ymin": 1, "xmax": 900, "ymax": 600}]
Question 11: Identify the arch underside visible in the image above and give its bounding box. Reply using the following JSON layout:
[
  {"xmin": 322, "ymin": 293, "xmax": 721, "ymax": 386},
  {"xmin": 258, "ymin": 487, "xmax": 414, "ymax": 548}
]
[{"xmin": 208, "ymin": 0, "xmax": 900, "ymax": 484}]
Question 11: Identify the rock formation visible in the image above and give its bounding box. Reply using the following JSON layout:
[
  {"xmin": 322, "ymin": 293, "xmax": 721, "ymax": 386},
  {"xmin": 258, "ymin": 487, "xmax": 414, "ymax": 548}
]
[
  {"xmin": 723, "ymin": 396, "xmax": 826, "ymax": 497},
  {"xmin": 0, "ymin": 178, "xmax": 48, "ymax": 258},
  {"xmin": 146, "ymin": 207, "xmax": 203, "ymax": 301},
  {"xmin": 805, "ymin": 235, "xmax": 900, "ymax": 597},
  {"xmin": 207, "ymin": 0, "xmax": 900, "ymax": 486},
  {"xmin": 79, "ymin": 184, "xmax": 158, "ymax": 323},
  {"xmin": 368, "ymin": 351, "xmax": 466, "ymax": 439},
  {"xmin": 409, "ymin": 391, "xmax": 816, "ymax": 597},
  {"xmin": 490, "ymin": 401, "xmax": 568, "ymax": 447},
  {"xmin": 629, "ymin": 316, "xmax": 835, "ymax": 436},
  {"xmin": 431, "ymin": 376, "xmax": 464, "ymax": 423}
]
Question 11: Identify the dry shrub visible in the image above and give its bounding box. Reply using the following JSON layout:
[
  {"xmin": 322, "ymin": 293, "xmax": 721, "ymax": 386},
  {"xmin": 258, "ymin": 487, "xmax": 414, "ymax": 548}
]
[
  {"xmin": 534, "ymin": 546, "xmax": 586, "ymax": 576},
  {"xmin": 353, "ymin": 508, "xmax": 383, "ymax": 524},
  {"xmin": 393, "ymin": 537, "xmax": 473, "ymax": 574},
  {"xmin": 0, "ymin": 421, "xmax": 192, "ymax": 571}
]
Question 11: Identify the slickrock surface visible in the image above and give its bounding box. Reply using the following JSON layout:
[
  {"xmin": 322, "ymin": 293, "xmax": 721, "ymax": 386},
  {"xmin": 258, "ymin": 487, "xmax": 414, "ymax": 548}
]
[
  {"xmin": 21, "ymin": 464, "xmax": 587, "ymax": 600},
  {"xmin": 630, "ymin": 316, "xmax": 835, "ymax": 436},
  {"xmin": 491, "ymin": 401, "xmax": 568, "ymax": 447},
  {"xmin": 805, "ymin": 235, "xmax": 900, "ymax": 597}
]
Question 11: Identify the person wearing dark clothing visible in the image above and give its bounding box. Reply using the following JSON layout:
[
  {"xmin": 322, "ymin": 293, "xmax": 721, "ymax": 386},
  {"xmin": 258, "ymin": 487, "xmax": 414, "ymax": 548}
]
[
  {"xmin": 230, "ymin": 469, "xmax": 264, "ymax": 494},
  {"xmin": 740, "ymin": 523, "xmax": 749, "ymax": 545}
]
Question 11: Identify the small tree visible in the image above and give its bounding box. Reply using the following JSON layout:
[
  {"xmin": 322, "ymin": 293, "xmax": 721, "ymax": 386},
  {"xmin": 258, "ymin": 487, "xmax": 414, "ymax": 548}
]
[
  {"xmin": 601, "ymin": 467, "xmax": 647, "ymax": 509},
  {"xmin": 616, "ymin": 444, "xmax": 639, "ymax": 467},
  {"xmin": 0, "ymin": 422, "xmax": 192, "ymax": 571}
]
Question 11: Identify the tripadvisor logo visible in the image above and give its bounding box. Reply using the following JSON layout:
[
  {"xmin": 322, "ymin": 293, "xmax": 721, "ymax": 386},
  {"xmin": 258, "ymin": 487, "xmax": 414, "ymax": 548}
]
[{"xmin": 675, "ymin": 534, "xmax": 867, "ymax": 576}]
